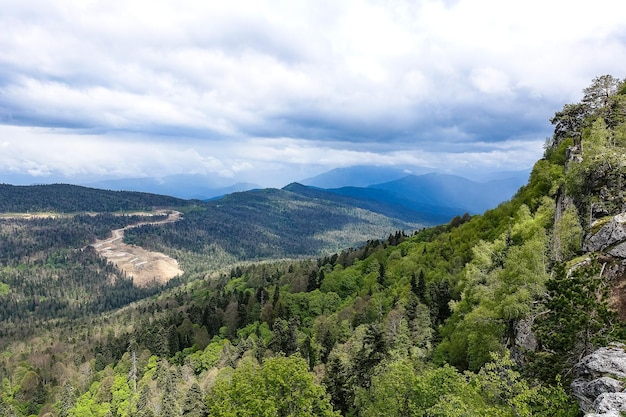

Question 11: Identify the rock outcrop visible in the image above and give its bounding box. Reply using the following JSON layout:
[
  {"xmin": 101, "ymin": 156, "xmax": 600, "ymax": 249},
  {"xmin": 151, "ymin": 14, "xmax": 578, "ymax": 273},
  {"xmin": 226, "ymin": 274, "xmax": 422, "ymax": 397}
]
[
  {"xmin": 511, "ymin": 316, "xmax": 538, "ymax": 365},
  {"xmin": 584, "ymin": 213, "xmax": 626, "ymax": 254},
  {"xmin": 572, "ymin": 344, "xmax": 626, "ymax": 416}
]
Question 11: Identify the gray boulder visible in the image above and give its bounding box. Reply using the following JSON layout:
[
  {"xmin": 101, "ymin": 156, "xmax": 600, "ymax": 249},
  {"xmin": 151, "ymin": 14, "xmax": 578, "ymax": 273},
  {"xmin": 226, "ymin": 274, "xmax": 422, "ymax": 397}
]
[
  {"xmin": 593, "ymin": 393, "xmax": 626, "ymax": 414},
  {"xmin": 511, "ymin": 316, "xmax": 538, "ymax": 365},
  {"xmin": 608, "ymin": 241, "xmax": 626, "ymax": 258},
  {"xmin": 585, "ymin": 213, "xmax": 626, "ymax": 253},
  {"xmin": 585, "ymin": 412, "xmax": 623, "ymax": 417},
  {"xmin": 572, "ymin": 377, "xmax": 623, "ymax": 400},
  {"xmin": 575, "ymin": 345, "xmax": 626, "ymax": 379},
  {"xmin": 572, "ymin": 345, "xmax": 626, "ymax": 416}
]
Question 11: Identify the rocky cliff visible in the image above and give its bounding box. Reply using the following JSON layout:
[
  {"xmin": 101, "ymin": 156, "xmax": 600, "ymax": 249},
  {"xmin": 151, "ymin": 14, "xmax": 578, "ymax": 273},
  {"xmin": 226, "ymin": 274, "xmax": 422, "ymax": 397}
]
[{"xmin": 572, "ymin": 344, "xmax": 626, "ymax": 416}]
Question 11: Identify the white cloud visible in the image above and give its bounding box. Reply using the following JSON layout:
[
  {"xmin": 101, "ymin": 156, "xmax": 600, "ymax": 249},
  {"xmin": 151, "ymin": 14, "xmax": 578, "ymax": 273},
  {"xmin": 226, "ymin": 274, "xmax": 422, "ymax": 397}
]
[
  {"xmin": 470, "ymin": 68, "xmax": 511, "ymax": 95},
  {"xmin": 0, "ymin": 0, "xmax": 625, "ymax": 185},
  {"xmin": 0, "ymin": 124, "xmax": 543, "ymax": 187}
]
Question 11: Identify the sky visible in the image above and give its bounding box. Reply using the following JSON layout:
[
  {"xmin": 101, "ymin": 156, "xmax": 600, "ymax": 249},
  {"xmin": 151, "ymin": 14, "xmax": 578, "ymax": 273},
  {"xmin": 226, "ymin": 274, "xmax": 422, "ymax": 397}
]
[{"xmin": 1, "ymin": 0, "xmax": 625, "ymax": 188}]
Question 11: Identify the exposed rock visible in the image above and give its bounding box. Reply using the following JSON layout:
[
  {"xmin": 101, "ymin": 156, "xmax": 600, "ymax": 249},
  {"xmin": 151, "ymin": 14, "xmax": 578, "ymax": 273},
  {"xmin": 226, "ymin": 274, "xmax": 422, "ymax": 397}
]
[
  {"xmin": 608, "ymin": 241, "xmax": 626, "ymax": 258},
  {"xmin": 593, "ymin": 205, "xmax": 611, "ymax": 220},
  {"xmin": 606, "ymin": 259, "xmax": 626, "ymax": 320},
  {"xmin": 555, "ymin": 191, "xmax": 575, "ymax": 224},
  {"xmin": 575, "ymin": 345, "xmax": 626, "ymax": 379},
  {"xmin": 585, "ymin": 411, "xmax": 623, "ymax": 417},
  {"xmin": 511, "ymin": 316, "xmax": 537, "ymax": 365},
  {"xmin": 585, "ymin": 213, "xmax": 626, "ymax": 253},
  {"xmin": 566, "ymin": 145, "xmax": 583, "ymax": 166},
  {"xmin": 572, "ymin": 345, "xmax": 626, "ymax": 416},
  {"xmin": 587, "ymin": 377, "xmax": 624, "ymax": 397},
  {"xmin": 572, "ymin": 377, "xmax": 623, "ymax": 403},
  {"xmin": 571, "ymin": 379, "xmax": 597, "ymax": 413},
  {"xmin": 593, "ymin": 393, "xmax": 626, "ymax": 414}
]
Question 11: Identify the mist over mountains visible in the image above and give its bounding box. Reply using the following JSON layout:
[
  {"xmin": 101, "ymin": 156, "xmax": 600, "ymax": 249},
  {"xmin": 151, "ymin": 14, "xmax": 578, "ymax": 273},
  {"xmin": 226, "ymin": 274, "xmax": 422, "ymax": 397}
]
[
  {"xmin": 71, "ymin": 165, "xmax": 530, "ymax": 217},
  {"xmin": 83, "ymin": 174, "xmax": 261, "ymax": 200}
]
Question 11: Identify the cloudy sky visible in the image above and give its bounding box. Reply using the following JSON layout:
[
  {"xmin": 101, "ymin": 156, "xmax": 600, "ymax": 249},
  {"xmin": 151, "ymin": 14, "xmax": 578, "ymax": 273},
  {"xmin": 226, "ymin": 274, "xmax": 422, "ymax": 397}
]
[{"xmin": 1, "ymin": 0, "xmax": 625, "ymax": 187}]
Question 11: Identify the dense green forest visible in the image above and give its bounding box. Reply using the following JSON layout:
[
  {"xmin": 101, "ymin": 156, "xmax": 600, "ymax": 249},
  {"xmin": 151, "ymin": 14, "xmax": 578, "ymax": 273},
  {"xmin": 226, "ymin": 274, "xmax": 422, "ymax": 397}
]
[
  {"xmin": 0, "ymin": 213, "xmax": 172, "ymax": 342},
  {"xmin": 0, "ymin": 75, "xmax": 625, "ymax": 416},
  {"xmin": 124, "ymin": 187, "xmax": 419, "ymax": 260},
  {"xmin": 0, "ymin": 184, "xmax": 191, "ymax": 213}
]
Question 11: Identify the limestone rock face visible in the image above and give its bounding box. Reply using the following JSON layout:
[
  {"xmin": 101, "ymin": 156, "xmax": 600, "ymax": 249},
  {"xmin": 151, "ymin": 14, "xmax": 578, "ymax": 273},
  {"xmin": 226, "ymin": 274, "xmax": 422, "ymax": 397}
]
[
  {"xmin": 585, "ymin": 411, "xmax": 623, "ymax": 417},
  {"xmin": 572, "ymin": 345, "xmax": 626, "ymax": 416},
  {"xmin": 608, "ymin": 241, "xmax": 626, "ymax": 258},
  {"xmin": 575, "ymin": 345, "xmax": 626, "ymax": 379},
  {"xmin": 593, "ymin": 393, "xmax": 626, "ymax": 414},
  {"xmin": 585, "ymin": 213, "xmax": 626, "ymax": 254}
]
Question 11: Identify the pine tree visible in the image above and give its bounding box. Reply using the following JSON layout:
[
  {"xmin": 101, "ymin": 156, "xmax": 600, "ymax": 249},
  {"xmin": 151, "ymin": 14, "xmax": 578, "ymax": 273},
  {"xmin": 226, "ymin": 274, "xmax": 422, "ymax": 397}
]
[
  {"xmin": 161, "ymin": 373, "xmax": 180, "ymax": 417},
  {"xmin": 353, "ymin": 324, "xmax": 387, "ymax": 389},
  {"xmin": 182, "ymin": 383, "xmax": 207, "ymax": 417},
  {"xmin": 136, "ymin": 385, "xmax": 152, "ymax": 412},
  {"xmin": 377, "ymin": 263, "xmax": 386, "ymax": 286},
  {"xmin": 534, "ymin": 260, "xmax": 625, "ymax": 379}
]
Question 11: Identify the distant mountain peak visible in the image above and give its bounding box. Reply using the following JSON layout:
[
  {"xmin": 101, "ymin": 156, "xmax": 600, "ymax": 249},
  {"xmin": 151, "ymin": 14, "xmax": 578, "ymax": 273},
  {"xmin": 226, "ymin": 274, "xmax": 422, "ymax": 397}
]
[{"xmin": 300, "ymin": 165, "xmax": 433, "ymax": 188}]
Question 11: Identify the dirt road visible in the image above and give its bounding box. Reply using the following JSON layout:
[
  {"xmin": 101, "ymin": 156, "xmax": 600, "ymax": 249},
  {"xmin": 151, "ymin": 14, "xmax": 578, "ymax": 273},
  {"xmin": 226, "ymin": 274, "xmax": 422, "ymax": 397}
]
[{"xmin": 91, "ymin": 211, "xmax": 183, "ymax": 287}]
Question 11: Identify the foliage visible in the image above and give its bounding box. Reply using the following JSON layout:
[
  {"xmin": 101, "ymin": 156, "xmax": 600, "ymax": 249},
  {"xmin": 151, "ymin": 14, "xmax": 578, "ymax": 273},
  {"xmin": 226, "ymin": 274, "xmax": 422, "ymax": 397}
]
[
  {"xmin": 0, "ymin": 183, "xmax": 190, "ymax": 213},
  {"xmin": 358, "ymin": 353, "xmax": 577, "ymax": 417},
  {"xmin": 436, "ymin": 201, "xmax": 553, "ymax": 371},
  {"xmin": 207, "ymin": 356, "xmax": 340, "ymax": 417},
  {"xmin": 552, "ymin": 205, "xmax": 583, "ymax": 261},
  {"xmin": 0, "ymin": 214, "xmax": 168, "ymax": 340},
  {"xmin": 124, "ymin": 187, "xmax": 421, "ymax": 261},
  {"xmin": 533, "ymin": 260, "xmax": 626, "ymax": 380}
]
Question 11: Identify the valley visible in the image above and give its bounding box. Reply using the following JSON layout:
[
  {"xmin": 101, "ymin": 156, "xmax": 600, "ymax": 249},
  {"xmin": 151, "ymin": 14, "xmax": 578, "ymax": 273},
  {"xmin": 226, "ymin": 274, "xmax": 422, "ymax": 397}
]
[{"xmin": 0, "ymin": 74, "xmax": 625, "ymax": 417}]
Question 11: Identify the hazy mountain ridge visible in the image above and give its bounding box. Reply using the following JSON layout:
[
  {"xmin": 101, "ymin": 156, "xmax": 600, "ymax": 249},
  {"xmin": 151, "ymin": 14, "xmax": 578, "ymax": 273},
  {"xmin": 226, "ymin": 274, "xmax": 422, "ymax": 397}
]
[
  {"xmin": 83, "ymin": 174, "xmax": 261, "ymax": 200},
  {"xmin": 285, "ymin": 182, "xmax": 460, "ymax": 224},
  {"xmin": 300, "ymin": 165, "xmax": 530, "ymax": 190},
  {"xmin": 366, "ymin": 172, "xmax": 526, "ymax": 214},
  {"xmin": 71, "ymin": 165, "xmax": 529, "ymax": 207},
  {"xmin": 299, "ymin": 165, "xmax": 422, "ymax": 188},
  {"xmin": 0, "ymin": 165, "xmax": 530, "ymax": 221},
  {"xmin": 289, "ymin": 170, "xmax": 527, "ymax": 224}
]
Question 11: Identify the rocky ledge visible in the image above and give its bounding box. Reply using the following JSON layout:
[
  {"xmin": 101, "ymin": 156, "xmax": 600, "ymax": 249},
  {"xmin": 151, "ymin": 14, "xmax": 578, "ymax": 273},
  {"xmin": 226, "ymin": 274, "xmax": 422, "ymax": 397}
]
[
  {"xmin": 584, "ymin": 213, "xmax": 626, "ymax": 256},
  {"xmin": 572, "ymin": 344, "xmax": 626, "ymax": 416}
]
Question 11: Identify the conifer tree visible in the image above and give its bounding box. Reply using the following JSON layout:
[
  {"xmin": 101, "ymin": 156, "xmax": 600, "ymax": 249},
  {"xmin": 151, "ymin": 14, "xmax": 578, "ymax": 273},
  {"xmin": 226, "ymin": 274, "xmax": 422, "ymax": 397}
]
[
  {"xmin": 534, "ymin": 261, "xmax": 625, "ymax": 379},
  {"xmin": 182, "ymin": 383, "xmax": 207, "ymax": 417}
]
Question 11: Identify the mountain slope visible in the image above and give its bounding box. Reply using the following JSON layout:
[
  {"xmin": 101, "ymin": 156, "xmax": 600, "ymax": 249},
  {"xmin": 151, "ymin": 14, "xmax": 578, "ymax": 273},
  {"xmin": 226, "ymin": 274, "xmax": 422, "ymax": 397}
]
[
  {"xmin": 3, "ymin": 75, "xmax": 625, "ymax": 417},
  {"xmin": 368, "ymin": 173, "xmax": 520, "ymax": 214},
  {"xmin": 0, "ymin": 183, "xmax": 190, "ymax": 212},
  {"xmin": 299, "ymin": 165, "xmax": 426, "ymax": 188},
  {"xmin": 125, "ymin": 186, "xmax": 423, "ymax": 260},
  {"xmin": 309, "ymin": 172, "xmax": 522, "ymax": 223},
  {"xmin": 283, "ymin": 182, "xmax": 455, "ymax": 224}
]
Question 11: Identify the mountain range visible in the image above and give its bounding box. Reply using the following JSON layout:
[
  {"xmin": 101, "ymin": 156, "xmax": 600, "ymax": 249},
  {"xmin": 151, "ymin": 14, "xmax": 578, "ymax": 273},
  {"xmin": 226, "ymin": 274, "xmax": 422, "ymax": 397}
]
[
  {"xmin": 74, "ymin": 166, "xmax": 529, "ymax": 219},
  {"xmin": 0, "ymin": 165, "xmax": 530, "ymax": 265},
  {"xmin": 83, "ymin": 174, "xmax": 260, "ymax": 200}
]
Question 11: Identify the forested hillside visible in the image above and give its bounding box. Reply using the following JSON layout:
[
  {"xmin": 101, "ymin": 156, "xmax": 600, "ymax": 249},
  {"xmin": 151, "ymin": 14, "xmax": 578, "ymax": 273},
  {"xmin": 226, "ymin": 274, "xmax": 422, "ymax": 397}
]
[
  {"xmin": 124, "ymin": 187, "xmax": 421, "ymax": 262},
  {"xmin": 0, "ymin": 213, "xmax": 172, "ymax": 342},
  {"xmin": 0, "ymin": 75, "xmax": 625, "ymax": 416},
  {"xmin": 0, "ymin": 184, "xmax": 191, "ymax": 213}
]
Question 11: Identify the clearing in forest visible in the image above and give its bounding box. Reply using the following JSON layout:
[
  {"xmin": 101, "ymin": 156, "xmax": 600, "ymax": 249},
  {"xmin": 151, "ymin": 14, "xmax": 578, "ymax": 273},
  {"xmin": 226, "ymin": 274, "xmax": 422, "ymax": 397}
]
[{"xmin": 91, "ymin": 211, "xmax": 183, "ymax": 287}]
